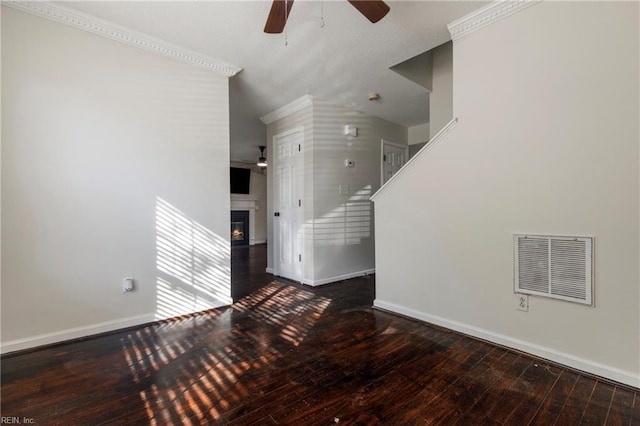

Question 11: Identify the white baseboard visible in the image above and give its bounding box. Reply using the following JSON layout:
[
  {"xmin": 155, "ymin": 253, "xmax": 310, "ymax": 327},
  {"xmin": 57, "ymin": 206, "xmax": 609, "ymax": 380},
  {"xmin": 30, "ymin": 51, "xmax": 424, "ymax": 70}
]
[
  {"xmin": 302, "ymin": 269, "xmax": 375, "ymax": 287},
  {"xmin": 373, "ymin": 299, "xmax": 640, "ymax": 389},
  {"xmin": 266, "ymin": 267, "xmax": 275, "ymax": 274},
  {"xmin": 0, "ymin": 313, "xmax": 155, "ymax": 355}
]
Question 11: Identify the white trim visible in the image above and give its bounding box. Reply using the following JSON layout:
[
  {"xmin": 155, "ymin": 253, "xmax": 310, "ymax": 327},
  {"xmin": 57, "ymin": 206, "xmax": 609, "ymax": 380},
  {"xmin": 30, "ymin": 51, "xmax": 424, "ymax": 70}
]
[
  {"xmin": 381, "ymin": 140, "xmax": 407, "ymax": 150},
  {"xmin": 371, "ymin": 118, "xmax": 458, "ymax": 202},
  {"xmin": 266, "ymin": 267, "xmax": 275, "ymax": 274},
  {"xmin": 302, "ymin": 269, "xmax": 375, "ymax": 287},
  {"xmin": 447, "ymin": 0, "xmax": 542, "ymax": 41},
  {"xmin": 4, "ymin": 1, "xmax": 242, "ymax": 77},
  {"xmin": 380, "ymin": 139, "xmax": 409, "ymax": 186},
  {"xmin": 231, "ymin": 200, "xmax": 256, "ymax": 210},
  {"xmin": 0, "ymin": 313, "xmax": 155, "ymax": 355},
  {"xmin": 373, "ymin": 299, "xmax": 640, "ymax": 389},
  {"xmin": 260, "ymin": 95, "xmax": 313, "ymax": 124},
  {"xmin": 253, "ymin": 239, "xmax": 267, "ymax": 245},
  {"xmin": 271, "ymin": 126, "xmax": 305, "ymax": 281},
  {"xmin": 272, "ymin": 125, "xmax": 306, "ymax": 140}
]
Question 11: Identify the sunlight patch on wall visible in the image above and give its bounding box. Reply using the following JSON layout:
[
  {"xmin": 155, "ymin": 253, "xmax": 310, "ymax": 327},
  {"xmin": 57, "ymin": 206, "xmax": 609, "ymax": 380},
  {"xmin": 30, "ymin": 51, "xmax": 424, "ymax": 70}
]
[
  {"xmin": 155, "ymin": 197, "xmax": 231, "ymax": 320},
  {"xmin": 314, "ymin": 185, "xmax": 372, "ymax": 246}
]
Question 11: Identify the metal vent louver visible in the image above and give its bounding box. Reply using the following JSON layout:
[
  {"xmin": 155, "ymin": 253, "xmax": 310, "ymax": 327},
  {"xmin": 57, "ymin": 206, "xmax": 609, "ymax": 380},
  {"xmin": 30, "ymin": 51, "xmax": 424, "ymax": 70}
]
[{"xmin": 514, "ymin": 235, "xmax": 593, "ymax": 306}]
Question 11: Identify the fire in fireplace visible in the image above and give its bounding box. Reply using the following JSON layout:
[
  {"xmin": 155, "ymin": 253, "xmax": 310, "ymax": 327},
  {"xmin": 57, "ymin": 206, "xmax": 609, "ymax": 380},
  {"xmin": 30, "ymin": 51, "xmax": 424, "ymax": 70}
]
[
  {"xmin": 231, "ymin": 210, "xmax": 250, "ymax": 246},
  {"xmin": 231, "ymin": 222, "xmax": 244, "ymax": 241}
]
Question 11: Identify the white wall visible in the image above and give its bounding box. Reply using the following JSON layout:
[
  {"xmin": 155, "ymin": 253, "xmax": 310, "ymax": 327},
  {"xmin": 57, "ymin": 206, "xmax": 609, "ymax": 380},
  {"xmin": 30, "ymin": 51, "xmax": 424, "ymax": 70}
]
[
  {"xmin": 429, "ymin": 41, "xmax": 453, "ymax": 139},
  {"xmin": 0, "ymin": 6, "xmax": 3, "ymax": 348},
  {"xmin": 231, "ymin": 163, "xmax": 267, "ymax": 243},
  {"xmin": 373, "ymin": 2, "xmax": 639, "ymax": 387},
  {"xmin": 311, "ymin": 100, "xmax": 406, "ymax": 284},
  {"xmin": 1, "ymin": 7, "xmax": 231, "ymax": 352},
  {"xmin": 266, "ymin": 99, "xmax": 407, "ymax": 285},
  {"xmin": 408, "ymin": 123, "xmax": 429, "ymax": 159},
  {"xmin": 408, "ymin": 123, "xmax": 430, "ymax": 145}
]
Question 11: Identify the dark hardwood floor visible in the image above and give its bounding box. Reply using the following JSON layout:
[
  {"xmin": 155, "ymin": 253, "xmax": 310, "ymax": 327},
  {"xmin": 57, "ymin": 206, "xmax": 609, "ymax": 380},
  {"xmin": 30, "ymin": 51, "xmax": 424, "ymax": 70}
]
[{"xmin": 2, "ymin": 244, "xmax": 639, "ymax": 425}]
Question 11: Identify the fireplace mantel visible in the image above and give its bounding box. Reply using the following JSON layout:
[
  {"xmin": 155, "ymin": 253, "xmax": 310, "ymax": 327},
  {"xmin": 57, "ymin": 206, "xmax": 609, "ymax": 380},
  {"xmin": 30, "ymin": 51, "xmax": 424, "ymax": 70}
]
[{"xmin": 231, "ymin": 200, "xmax": 257, "ymax": 246}]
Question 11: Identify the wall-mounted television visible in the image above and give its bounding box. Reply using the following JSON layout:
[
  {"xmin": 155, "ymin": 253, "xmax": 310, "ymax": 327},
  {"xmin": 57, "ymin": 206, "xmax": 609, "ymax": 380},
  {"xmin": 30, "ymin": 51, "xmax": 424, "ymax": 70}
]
[{"xmin": 230, "ymin": 167, "xmax": 251, "ymax": 194}]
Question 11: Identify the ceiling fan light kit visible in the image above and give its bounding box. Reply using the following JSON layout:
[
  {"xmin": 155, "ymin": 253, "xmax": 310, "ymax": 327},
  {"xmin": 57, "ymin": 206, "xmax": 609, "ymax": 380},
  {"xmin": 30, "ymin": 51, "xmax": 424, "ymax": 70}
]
[
  {"xmin": 257, "ymin": 145, "xmax": 268, "ymax": 168},
  {"xmin": 263, "ymin": 0, "xmax": 390, "ymax": 34}
]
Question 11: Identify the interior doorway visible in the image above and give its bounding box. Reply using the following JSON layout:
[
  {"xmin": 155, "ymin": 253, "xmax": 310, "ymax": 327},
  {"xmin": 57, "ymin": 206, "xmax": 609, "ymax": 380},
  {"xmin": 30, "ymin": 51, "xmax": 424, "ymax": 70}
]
[
  {"xmin": 381, "ymin": 139, "xmax": 409, "ymax": 185},
  {"xmin": 272, "ymin": 127, "xmax": 304, "ymax": 282}
]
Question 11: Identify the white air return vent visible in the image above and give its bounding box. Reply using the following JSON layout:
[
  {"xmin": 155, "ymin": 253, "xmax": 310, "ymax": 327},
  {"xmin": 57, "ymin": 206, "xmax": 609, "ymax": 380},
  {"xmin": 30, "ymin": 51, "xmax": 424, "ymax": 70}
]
[{"xmin": 514, "ymin": 234, "xmax": 593, "ymax": 306}]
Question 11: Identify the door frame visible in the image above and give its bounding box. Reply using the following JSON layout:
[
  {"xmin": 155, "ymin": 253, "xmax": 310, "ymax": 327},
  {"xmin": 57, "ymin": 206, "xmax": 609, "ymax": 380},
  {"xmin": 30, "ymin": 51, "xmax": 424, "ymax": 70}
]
[
  {"xmin": 272, "ymin": 126, "xmax": 304, "ymax": 282},
  {"xmin": 380, "ymin": 139, "xmax": 409, "ymax": 185}
]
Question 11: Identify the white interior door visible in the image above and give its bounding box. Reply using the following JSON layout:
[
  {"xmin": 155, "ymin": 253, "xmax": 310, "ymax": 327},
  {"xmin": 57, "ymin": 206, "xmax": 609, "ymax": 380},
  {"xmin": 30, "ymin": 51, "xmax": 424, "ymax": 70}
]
[
  {"xmin": 273, "ymin": 128, "xmax": 303, "ymax": 281},
  {"xmin": 381, "ymin": 139, "xmax": 409, "ymax": 184}
]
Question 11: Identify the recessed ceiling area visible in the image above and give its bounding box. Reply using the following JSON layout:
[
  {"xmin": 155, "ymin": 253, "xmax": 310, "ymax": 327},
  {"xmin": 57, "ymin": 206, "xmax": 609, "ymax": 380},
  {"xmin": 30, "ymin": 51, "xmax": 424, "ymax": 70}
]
[{"xmin": 57, "ymin": 1, "xmax": 488, "ymax": 161}]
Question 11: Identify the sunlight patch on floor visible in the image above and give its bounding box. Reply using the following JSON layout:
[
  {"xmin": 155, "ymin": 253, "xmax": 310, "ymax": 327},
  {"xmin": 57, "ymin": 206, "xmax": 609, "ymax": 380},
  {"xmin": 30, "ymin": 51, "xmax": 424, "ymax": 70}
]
[{"xmin": 122, "ymin": 280, "xmax": 330, "ymax": 423}]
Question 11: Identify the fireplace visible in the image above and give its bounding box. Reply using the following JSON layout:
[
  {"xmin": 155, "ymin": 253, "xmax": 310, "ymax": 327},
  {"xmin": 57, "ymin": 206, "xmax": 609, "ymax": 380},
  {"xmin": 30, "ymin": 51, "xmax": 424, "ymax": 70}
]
[{"xmin": 231, "ymin": 210, "xmax": 250, "ymax": 246}]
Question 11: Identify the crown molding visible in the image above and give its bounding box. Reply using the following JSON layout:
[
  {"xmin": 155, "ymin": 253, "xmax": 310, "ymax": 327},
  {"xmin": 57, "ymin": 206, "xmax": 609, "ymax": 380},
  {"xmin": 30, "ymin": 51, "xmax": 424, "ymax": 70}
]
[
  {"xmin": 260, "ymin": 95, "xmax": 314, "ymax": 124},
  {"xmin": 447, "ymin": 0, "xmax": 542, "ymax": 41},
  {"xmin": 4, "ymin": 1, "xmax": 242, "ymax": 77}
]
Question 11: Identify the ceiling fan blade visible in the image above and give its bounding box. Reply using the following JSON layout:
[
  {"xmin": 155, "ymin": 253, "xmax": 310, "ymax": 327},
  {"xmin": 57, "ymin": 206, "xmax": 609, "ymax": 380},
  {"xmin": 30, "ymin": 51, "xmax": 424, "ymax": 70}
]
[
  {"xmin": 347, "ymin": 0, "xmax": 390, "ymax": 24},
  {"xmin": 264, "ymin": 0, "xmax": 295, "ymax": 34}
]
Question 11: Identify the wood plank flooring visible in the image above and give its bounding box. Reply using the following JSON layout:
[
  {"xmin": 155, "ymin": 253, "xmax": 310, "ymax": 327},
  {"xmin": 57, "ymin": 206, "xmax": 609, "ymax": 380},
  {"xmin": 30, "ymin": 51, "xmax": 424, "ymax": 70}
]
[{"xmin": 2, "ymin": 244, "xmax": 639, "ymax": 425}]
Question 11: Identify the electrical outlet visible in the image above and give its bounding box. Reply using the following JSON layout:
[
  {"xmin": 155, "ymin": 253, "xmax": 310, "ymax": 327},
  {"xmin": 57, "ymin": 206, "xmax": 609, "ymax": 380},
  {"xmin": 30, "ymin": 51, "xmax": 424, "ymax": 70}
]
[{"xmin": 516, "ymin": 294, "xmax": 529, "ymax": 312}]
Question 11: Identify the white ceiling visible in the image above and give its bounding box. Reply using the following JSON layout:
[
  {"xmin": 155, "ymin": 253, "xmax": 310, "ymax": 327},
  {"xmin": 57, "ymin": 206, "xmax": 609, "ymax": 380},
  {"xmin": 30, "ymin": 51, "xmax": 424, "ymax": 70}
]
[{"xmin": 57, "ymin": 1, "xmax": 487, "ymax": 162}]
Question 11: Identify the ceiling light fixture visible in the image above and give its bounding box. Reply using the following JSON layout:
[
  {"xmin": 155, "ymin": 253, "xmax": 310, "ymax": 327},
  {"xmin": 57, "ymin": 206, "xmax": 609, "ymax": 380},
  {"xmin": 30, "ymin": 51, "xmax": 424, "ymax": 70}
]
[
  {"xmin": 257, "ymin": 145, "xmax": 268, "ymax": 168},
  {"xmin": 368, "ymin": 92, "xmax": 380, "ymax": 101}
]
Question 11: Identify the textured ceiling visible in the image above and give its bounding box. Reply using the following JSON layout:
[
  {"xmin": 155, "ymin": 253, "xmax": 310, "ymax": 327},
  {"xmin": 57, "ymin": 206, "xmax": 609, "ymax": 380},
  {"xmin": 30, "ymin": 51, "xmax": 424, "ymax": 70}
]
[{"xmin": 57, "ymin": 1, "xmax": 487, "ymax": 162}]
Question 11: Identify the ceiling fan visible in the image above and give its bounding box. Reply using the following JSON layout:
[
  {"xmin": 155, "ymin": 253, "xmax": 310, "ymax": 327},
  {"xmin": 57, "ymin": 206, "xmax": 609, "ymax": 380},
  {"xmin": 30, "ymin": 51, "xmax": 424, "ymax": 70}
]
[{"xmin": 264, "ymin": 0, "xmax": 390, "ymax": 34}]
